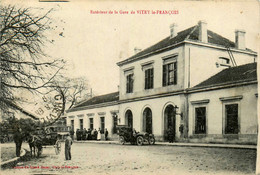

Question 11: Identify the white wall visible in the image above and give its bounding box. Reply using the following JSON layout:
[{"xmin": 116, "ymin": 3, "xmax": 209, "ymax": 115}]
[
  {"xmin": 66, "ymin": 104, "xmax": 119, "ymax": 136},
  {"xmin": 188, "ymin": 84, "xmax": 258, "ymax": 137},
  {"xmin": 119, "ymin": 94, "xmax": 183, "ymax": 141},
  {"xmin": 188, "ymin": 44, "xmax": 256, "ymax": 88},
  {"xmin": 119, "ymin": 46, "xmax": 185, "ymax": 100}
]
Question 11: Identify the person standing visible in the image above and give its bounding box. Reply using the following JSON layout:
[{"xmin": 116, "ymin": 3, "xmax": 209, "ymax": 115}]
[
  {"xmin": 82, "ymin": 128, "xmax": 87, "ymax": 140},
  {"xmin": 105, "ymin": 128, "xmax": 109, "ymax": 141},
  {"xmin": 94, "ymin": 129, "xmax": 98, "ymax": 140},
  {"xmin": 167, "ymin": 127, "xmax": 174, "ymax": 143},
  {"xmin": 13, "ymin": 128, "xmax": 23, "ymax": 157},
  {"xmin": 69, "ymin": 129, "xmax": 75, "ymax": 140},
  {"xmin": 97, "ymin": 128, "xmax": 101, "ymax": 141},
  {"xmin": 76, "ymin": 129, "xmax": 80, "ymax": 141},
  {"xmin": 91, "ymin": 129, "xmax": 95, "ymax": 140},
  {"xmin": 65, "ymin": 134, "xmax": 73, "ymax": 160}
]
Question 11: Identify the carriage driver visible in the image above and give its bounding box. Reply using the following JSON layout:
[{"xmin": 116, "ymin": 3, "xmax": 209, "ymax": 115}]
[{"xmin": 13, "ymin": 127, "xmax": 24, "ymax": 157}]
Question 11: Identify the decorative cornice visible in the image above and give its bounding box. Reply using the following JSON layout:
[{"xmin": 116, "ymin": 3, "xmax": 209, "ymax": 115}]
[
  {"xmin": 87, "ymin": 113, "xmax": 94, "ymax": 117},
  {"xmin": 184, "ymin": 40, "xmax": 257, "ymax": 56},
  {"xmin": 123, "ymin": 66, "xmax": 134, "ymax": 72},
  {"xmin": 119, "ymin": 89, "xmax": 185, "ymax": 104},
  {"xmin": 66, "ymin": 80, "xmax": 257, "ymax": 113},
  {"xmin": 162, "ymin": 53, "xmax": 178, "ymax": 60},
  {"xmin": 191, "ymin": 99, "xmax": 210, "ymax": 104},
  {"xmin": 77, "ymin": 114, "xmax": 84, "ymax": 118},
  {"xmin": 141, "ymin": 60, "xmax": 154, "ymax": 67},
  {"xmin": 98, "ymin": 112, "xmax": 106, "ymax": 115},
  {"xmin": 219, "ymin": 95, "xmax": 243, "ymax": 101},
  {"xmin": 117, "ymin": 40, "xmax": 257, "ymax": 67},
  {"xmin": 110, "ymin": 110, "xmax": 119, "ymax": 114},
  {"xmin": 117, "ymin": 42, "xmax": 185, "ymax": 66}
]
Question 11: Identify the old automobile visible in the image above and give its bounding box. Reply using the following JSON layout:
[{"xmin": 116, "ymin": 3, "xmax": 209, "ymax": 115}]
[{"xmin": 116, "ymin": 125, "xmax": 155, "ymax": 146}]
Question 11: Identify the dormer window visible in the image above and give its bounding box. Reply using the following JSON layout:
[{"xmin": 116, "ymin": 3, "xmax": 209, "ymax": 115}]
[{"xmin": 217, "ymin": 57, "xmax": 231, "ymax": 67}]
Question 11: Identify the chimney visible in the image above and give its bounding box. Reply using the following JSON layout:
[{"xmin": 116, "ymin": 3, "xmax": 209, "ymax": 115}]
[
  {"xmin": 235, "ymin": 30, "xmax": 246, "ymax": 50},
  {"xmin": 198, "ymin": 20, "xmax": 208, "ymax": 43},
  {"xmin": 134, "ymin": 47, "xmax": 142, "ymax": 54},
  {"xmin": 170, "ymin": 23, "xmax": 177, "ymax": 38}
]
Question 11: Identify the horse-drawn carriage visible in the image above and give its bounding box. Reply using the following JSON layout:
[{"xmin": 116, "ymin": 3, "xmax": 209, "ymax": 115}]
[
  {"xmin": 116, "ymin": 125, "xmax": 155, "ymax": 146},
  {"xmin": 27, "ymin": 125, "xmax": 70, "ymax": 157}
]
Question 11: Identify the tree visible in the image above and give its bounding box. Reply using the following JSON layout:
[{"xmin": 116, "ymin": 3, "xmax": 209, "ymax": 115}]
[
  {"xmin": 47, "ymin": 75, "xmax": 91, "ymax": 112},
  {"xmin": 0, "ymin": 5, "xmax": 65, "ymax": 117}
]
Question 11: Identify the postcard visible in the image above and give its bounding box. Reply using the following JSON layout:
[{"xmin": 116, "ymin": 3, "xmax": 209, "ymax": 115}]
[{"xmin": 0, "ymin": 0, "xmax": 259, "ymax": 175}]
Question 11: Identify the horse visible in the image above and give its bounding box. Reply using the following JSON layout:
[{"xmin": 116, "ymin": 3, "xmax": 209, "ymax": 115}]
[{"xmin": 26, "ymin": 134, "xmax": 43, "ymax": 157}]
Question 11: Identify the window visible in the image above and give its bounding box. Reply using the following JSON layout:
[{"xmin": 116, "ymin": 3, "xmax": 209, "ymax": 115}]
[
  {"xmin": 225, "ymin": 104, "xmax": 238, "ymax": 134},
  {"xmin": 218, "ymin": 57, "xmax": 231, "ymax": 67},
  {"xmin": 113, "ymin": 114, "xmax": 118, "ymax": 134},
  {"xmin": 219, "ymin": 57, "xmax": 230, "ymax": 64},
  {"xmin": 145, "ymin": 68, "xmax": 154, "ymax": 89},
  {"xmin": 100, "ymin": 117, "xmax": 105, "ymax": 134},
  {"xmin": 126, "ymin": 73, "xmax": 134, "ymax": 93},
  {"xmin": 79, "ymin": 119, "xmax": 83, "ymax": 130},
  {"xmin": 89, "ymin": 118, "xmax": 93, "ymax": 130},
  {"xmin": 195, "ymin": 107, "xmax": 206, "ymax": 134},
  {"xmin": 163, "ymin": 61, "xmax": 177, "ymax": 86}
]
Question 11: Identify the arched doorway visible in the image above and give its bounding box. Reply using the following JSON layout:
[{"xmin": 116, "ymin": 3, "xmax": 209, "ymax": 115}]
[
  {"xmin": 164, "ymin": 105, "xmax": 176, "ymax": 141},
  {"xmin": 143, "ymin": 108, "xmax": 153, "ymax": 134},
  {"xmin": 125, "ymin": 110, "xmax": 133, "ymax": 128}
]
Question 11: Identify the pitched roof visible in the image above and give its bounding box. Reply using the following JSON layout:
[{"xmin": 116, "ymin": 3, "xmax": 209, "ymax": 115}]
[
  {"xmin": 193, "ymin": 63, "xmax": 257, "ymax": 89},
  {"xmin": 117, "ymin": 24, "xmax": 255, "ymax": 66},
  {"xmin": 69, "ymin": 92, "xmax": 119, "ymax": 111}
]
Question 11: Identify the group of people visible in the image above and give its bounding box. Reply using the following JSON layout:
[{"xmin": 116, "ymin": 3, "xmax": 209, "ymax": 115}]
[{"xmin": 71, "ymin": 128, "xmax": 109, "ymax": 141}]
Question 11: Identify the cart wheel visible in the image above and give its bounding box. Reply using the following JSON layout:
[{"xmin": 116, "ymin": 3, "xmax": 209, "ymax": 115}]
[
  {"xmin": 136, "ymin": 136, "xmax": 143, "ymax": 146},
  {"xmin": 119, "ymin": 136, "xmax": 125, "ymax": 145},
  {"xmin": 148, "ymin": 136, "xmax": 155, "ymax": 145},
  {"xmin": 55, "ymin": 140, "xmax": 61, "ymax": 155}
]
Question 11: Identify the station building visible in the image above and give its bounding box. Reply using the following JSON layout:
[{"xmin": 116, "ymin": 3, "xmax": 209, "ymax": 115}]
[{"xmin": 66, "ymin": 21, "xmax": 258, "ymax": 144}]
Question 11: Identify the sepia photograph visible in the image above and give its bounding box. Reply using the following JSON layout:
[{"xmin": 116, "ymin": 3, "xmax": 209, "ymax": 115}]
[{"xmin": 0, "ymin": 0, "xmax": 259, "ymax": 175}]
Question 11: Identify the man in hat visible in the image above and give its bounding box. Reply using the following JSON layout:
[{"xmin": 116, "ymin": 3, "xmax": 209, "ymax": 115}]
[
  {"xmin": 65, "ymin": 134, "xmax": 73, "ymax": 160},
  {"xmin": 13, "ymin": 127, "xmax": 23, "ymax": 157}
]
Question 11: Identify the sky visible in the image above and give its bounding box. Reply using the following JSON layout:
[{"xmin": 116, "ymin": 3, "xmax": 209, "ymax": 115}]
[{"xmin": 2, "ymin": 0, "xmax": 260, "ymax": 96}]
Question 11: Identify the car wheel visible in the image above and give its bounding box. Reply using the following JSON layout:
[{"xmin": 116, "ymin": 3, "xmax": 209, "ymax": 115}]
[
  {"xmin": 148, "ymin": 136, "xmax": 155, "ymax": 145},
  {"xmin": 136, "ymin": 136, "xmax": 143, "ymax": 146},
  {"xmin": 119, "ymin": 136, "xmax": 125, "ymax": 145}
]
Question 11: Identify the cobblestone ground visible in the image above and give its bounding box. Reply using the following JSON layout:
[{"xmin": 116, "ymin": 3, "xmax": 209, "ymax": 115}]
[{"xmin": 1, "ymin": 142, "xmax": 256, "ymax": 175}]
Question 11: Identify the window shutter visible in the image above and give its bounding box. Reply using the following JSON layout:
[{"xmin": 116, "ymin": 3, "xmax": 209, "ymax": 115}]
[
  {"xmin": 174, "ymin": 62, "xmax": 177, "ymax": 84},
  {"xmin": 130, "ymin": 74, "xmax": 133, "ymax": 93},
  {"xmin": 126, "ymin": 75, "xmax": 129, "ymax": 93},
  {"xmin": 163, "ymin": 65, "xmax": 166, "ymax": 86},
  {"xmin": 145, "ymin": 70, "xmax": 148, "ymax": 89},
  {"xmin": 151, "ymin": 68, "xmax": 154, "ymax": 88}
]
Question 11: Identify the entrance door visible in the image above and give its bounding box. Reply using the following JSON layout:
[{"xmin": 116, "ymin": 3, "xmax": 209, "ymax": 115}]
[
  {"xmin": 143, "ymin": 108, "xmax": 153, "ymax": 134},
  {"xmin": 125, "ymin": 110, "xmax": 133, "ymax": 128},
  {"xmin": 164, "ymin": 105, "xmax": 176, "ymax": 141}
]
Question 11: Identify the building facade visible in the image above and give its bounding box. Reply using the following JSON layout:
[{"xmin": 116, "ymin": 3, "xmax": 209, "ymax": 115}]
[
  {"xmin": 66, "ymin": 92, "xmax": 120, "ymax": 139},
  {"xmin": 66, "ymin": 21, "xmax": 258, "ymax": 144}
]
